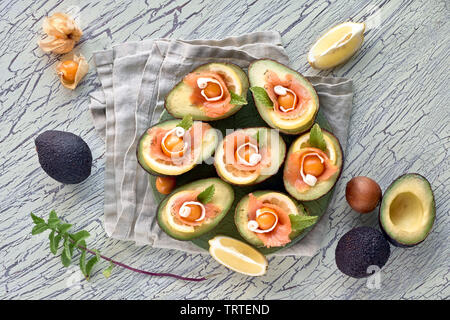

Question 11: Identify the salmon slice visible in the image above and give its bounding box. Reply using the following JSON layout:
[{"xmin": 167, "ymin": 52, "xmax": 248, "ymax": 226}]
[
  {"xmin": 148, "ymin": 122, "xmax": 209, "ymax": 165},
  {"xmin": 184, "ymin": 72, "xmax": 232, "ymax": 118},
  {"xmin": 170, "ymin": 191, "xmax": 220, "ymax": 226},
  {"xmin": 247, "ymin": 193, "xmax": 292, "ymax": 248},
  {"xmin": 284, "ymin": 147, "xmax": 338, "ymax": 192},
  {"xmin": 223, "ymin": 131, "xmax": 271, "ymax": 172},
  {"xmin": 264, "ymin": 70, "xmax": 311, "ymax": 119}
]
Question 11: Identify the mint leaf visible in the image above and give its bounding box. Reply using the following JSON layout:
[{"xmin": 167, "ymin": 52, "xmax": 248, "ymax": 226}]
[
  {"xmin": 47, "ymin": 218, "xmax": 60, "ymax": 228},
  {"xmin": 57, "ymin": 223, "xmax": 72, "ymax": 233},
  {"xmin": 71, "ymin": 230, "xmax": 90, "ymax": 243},
  {"xmin": 197, "ymin": 185, "xmax": 215, "ymax": 204},
  {"xmin": 61, "ymin": 236, "xmax": 72, "ymax": 267},
  {"xmin": 79, "ymin": 240, "xmax": 87, "ymax": 277},
  {"xmin": 63, "ymin": 236, "xmax": 72, "ymax": 259},
  {"xmin": 47, "ymin": 210, "xmax": 60, "ymax": 227},
  {"xmin": 32, "ymin": 223, "xmax": 48, "ymax": 235},
  {"xmin": 85, "ymin": 254, "xmax": 100, "ymax": 280},
  {"xmin": 31, "ymin": 213, "xmax": 45, "ymax": 225},
  {"xmin": 49, "ymin": 230, "xmax": 57, "ymax": 255},
  {"xmin": 289, "ymin": 214, "xmax": 318, "ymax": 232},
  {"xmin": 177, "ymin": 115, "xmax": 193, "ymax": 131},
  {"xmin": 52, "ymin": 234, "xmax": 62, "ymax": 255},
  {"xmin": 61, "ymin": 252, "xmax": 71, "ymax": 267},
  {"xmin": 49, "ymin": 210, "xmax": 58, "ymax": 220},
  {"xmin": 229, "ymin": 91, "xmax": 247, "ymax": 105},
  {"xmin": 309, "ymin": 123, "xmax": 327, "ymax": 151},
  {"xmin": 102, "ymin": 262, "xmax": 114, "ymax": 279},
  {"xmin": 250, "ymin": 86, "xmax": 273, "ymax": 108}
]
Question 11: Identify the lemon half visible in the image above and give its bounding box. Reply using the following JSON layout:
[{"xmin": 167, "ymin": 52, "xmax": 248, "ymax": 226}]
[
  {"xmin": 308, "ymin": 22, "xmax": 365, "ymax": 70},
  {"xmin": 208, "ymin": 235, "xmax": 268, "ymax": 276}
]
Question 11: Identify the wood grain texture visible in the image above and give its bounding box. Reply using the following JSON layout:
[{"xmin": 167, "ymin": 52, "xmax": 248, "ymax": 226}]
[{"xmin": 0, "ymin": 0, "xmax": 448, "ymax": 300}]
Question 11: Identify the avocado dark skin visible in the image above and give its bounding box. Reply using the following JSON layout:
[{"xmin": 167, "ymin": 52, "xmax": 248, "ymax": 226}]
[
  {"xmin": 35, "ymin": 130, "xmax": 92, "ymax": 184},
  {"xmin": 335, "ymin": 226, "xmax": 390, "ymax": 278}
]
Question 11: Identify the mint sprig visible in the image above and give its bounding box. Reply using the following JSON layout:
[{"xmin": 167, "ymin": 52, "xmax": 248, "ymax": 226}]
[
  {"xmin": 309, "ymin": 123, "xmax": 327, "ymax": 152},
  {"xmin": 250, "ymin": 86, "xmax": 273, "ymax": 108},
  {"xmin": 229, "ymin": 91, "xmax": 247, "ymax": 105},
  {"xmin": 30, "ymin": 211, "xmax": 211, "ymax": 282},
  {"xmin": 289, "ymin": 214, "xmax": 318, "ymax": 232},
  {"xmin": 197, "ymin": 185, "xmax": 215, "ymax": 204},
  {"xmin": 177, "ymin": 115, "xmax": 193, "ymax": 131}
]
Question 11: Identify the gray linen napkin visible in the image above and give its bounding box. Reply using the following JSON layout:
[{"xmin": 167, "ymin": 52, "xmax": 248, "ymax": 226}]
[{"xmin": 89, "ymin": 31, "xmax": 353, "ymax": 256}]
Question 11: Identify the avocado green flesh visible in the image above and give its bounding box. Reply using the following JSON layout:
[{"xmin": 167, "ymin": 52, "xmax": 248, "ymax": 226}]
[
  {"xmin": 137, "ymin": 119, "xmax": 218, "ymax": 176},
  {"xmin": 234, "ymin": 191, "xmax": 307, "ymax": 247},
  {"xmin": 214, "ymin": 127, "xmax": 286, "ymax": 186},
  {"xmin": 379, "ymin": 173, "xmax": 435, "ymax": 247},
  {"xmin": 283, "ymin": 130, "xmax": 343, "ymax": 201},
  {"xmin": 165, "ymin": 62, "xmax": 249, "ymax": 121},
  {"xmin": 248, "ymin": 59, "xmax": 319, "ymax": 135},
  {"xmin": 157, "ymin": 178, "xmax": 234, "ymax": 240}
]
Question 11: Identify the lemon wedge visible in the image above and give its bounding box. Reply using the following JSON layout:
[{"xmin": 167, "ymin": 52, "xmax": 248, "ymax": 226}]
[
  {"xmin": 308, "ymin": 22, "xmax": 365, "ymax": 70},
  {"xmin": 208, "ymin": 235, "xmax": 268, "ymax": 276}
]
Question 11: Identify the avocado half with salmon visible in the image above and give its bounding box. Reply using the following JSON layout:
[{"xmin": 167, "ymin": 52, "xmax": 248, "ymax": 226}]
[
  {"xmin": 214, "ymin": 127, "xmax": 286, "ymax": 186},
  {"xmin": 283, "ymin": 126, "xmax": 343, "ymax": 201},
  {"xmin": 137, "ymin": 118, "xmax": 218, "ymax": 176},
  {"xmin": 379, "ymin": 173, "xmax": 436, "ymax": 247},
  {"xmin": 235, "ymin": 191, "xmax": 317, "ymax": 248},
  {"xmin": 165, "ymin": 62, "xmax": 249, "ymax": 121},
  {"xmin": 248, "ymin": 59, "xmax": 319, "ymax": 135},
  {"xmin": 157, "ymin": 178, "xmax": 234, "ymax": 240}
]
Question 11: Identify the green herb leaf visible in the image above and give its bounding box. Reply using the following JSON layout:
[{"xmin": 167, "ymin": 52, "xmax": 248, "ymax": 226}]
[
  {"xmin": 289, "ymin": 214, "xmax": 318, "ymax": 232},
  {"xmin": 63, "ymin": 236, "xmax": 72, "ymax": 259},
  {"xmin": 49, "ymin": 210, "xmax": 58, "ymax": 220},
  {"xmin": 85, "ymin": 254, "xmax": 100, "ymax": 280},
  {"xmin": 79, "ymin": 240, "xmax": 87, "ymax": 277},
  {"xmin": 71, "ymin": 230, "xmax": 90, "ymax": 246},
  {"xmin": 47, "ymin": 218, "xmax": 60, "ymax": 228},
  {"xmin": 57, "ymin": 223, "xmax": 72, "ymax": 234},
  {"xmin": 47, "ymin": 210, "xmax": 60, "ymax": 227},
  {"xmin": 256, "ymin": 130, "xmax": 260, "ymax": 144},
  {"xmin": 61, "ymin": 236, "xmax": 72, "ymax": 267},
  {"xmin": 52, "ymin": 234, "xmax": 62, "ymax": 255},
  {"xmin": 250, "ymin": 86, "xmax": 273, "ymax": 108},
  {"xmin": 300, "ymin": 142, "xmax": 310, "ymax": 149},
  {"xmin": 102, "ymin": 262, "xmax": 114, "ymax": 279},
  {"xmin": 177, "ymin": 115, "xmax": 193, "ymax": 131},
  {"xmin": 61, "ymin": 252, "xmax": 71, "ymax": 267},
  {"xmin": 31, "ymin": 213, "xmax": 45, "ymax": 225},
  {"xmin": 229, "ymin": 91, "xmax": 247, "ymax": 105},
  {"xmin": 49, "ymin": 230, "xmax": 57, "ymax": 255},
  {"xmin": 309, "ymin": 123, "xmax": 327, "ymax": 151},
  {"xmin": 197, "ymin": 185, "xmax": 215, "ymax": 204},
  {"xmin": 32, "ymin": 223, "xmax": 48, "ymax": 235}
]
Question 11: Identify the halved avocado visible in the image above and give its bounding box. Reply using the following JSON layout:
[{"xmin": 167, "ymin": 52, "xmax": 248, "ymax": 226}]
[
  {"xmin": 283, "ymin": 129, "xmax": 343, "ymax": 201},
  {"xmin": 137, "ymin": 119, "xmax": 218, "ymax": 176},
  {"xmin": 234, "ymin": 191, "xmax": 308, "ymax": 247},
  {"xmin": 157, "ymin": 178, "xmax": 234, "ymax": 240},
  {"xmin": 379, "ymin": 173, "xmax": 436, "ymax": 247},
  {"xmin": 214, "ymin": 127, "xmax": 286, "ymax": 186},
  {"xmin": 248, "ymin": 59, "xmax": 319, "ymax": 135},
  {"xmin": 165, "ymin": 62, "xmax": 249, "ymax": 121}
]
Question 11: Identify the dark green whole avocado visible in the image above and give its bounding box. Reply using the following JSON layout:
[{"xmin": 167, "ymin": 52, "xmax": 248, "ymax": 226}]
[
  {"xmin": 35, "ymin": 130, "xmax": 92, "ymax": 184},
  {"xmin": 379, "ymin": 173, "xmax": 435, "ymax": 247},
  {"xmin": 335, "ymin": 226, "xmax": 390, "ymax": 278}
]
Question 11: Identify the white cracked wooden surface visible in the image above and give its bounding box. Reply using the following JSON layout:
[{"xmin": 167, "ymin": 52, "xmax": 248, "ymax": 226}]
[{"xmin": 1, "ymin": 0, "xmax": 449, "ymax": 300}]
